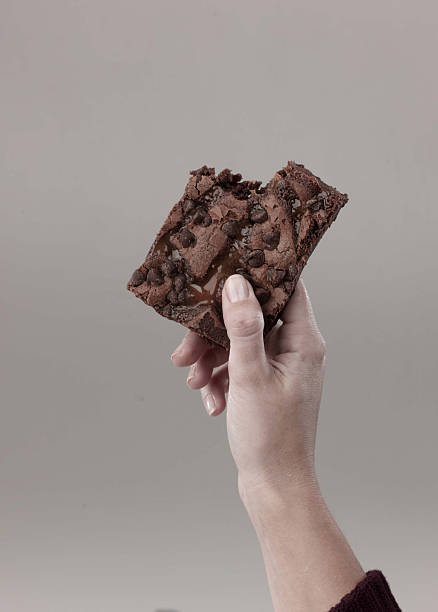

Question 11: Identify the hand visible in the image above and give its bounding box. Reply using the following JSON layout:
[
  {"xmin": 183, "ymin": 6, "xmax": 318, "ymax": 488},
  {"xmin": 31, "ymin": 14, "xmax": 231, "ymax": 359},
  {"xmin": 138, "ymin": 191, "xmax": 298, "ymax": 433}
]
[
  {"xmin": 171, "ymin": 274, "xmax": 326, "ymax": 494},
  {"xmin": 171, "ymin": 276, "xmax": 365, "ymax": 610}
]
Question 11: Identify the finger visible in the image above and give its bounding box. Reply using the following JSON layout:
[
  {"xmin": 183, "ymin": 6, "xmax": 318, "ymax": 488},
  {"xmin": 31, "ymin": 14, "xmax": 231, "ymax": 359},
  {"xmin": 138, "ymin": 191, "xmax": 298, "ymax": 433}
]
[
  {"xmin": 201, "ymin": 365, "xmax": 229, "ymax": 417},
  {"xmin": 280, "ymin": 279, "xmax": 318, "ymax": 329},
  {"xmin": 186, "ymin": 347, "xmax": 228, "ymax": 389},
  {"xmin": 265, "ymin": 321, "xmax": 281, "ymax": 357},
  {"xmin": 278, "ymin": 279, "xmax": 325, "ymax": 357},
  {"xmin": 171, "ymin": 330, "xmax": 210, "ymax": 367},
  {"xmin": 222, "ymin": 275, "xmax": 270, "ymax": 385}
]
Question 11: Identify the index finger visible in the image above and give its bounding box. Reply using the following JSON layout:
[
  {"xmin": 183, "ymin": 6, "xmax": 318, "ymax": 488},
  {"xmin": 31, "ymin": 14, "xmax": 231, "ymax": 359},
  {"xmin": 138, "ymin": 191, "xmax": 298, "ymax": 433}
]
[
  {"xmin": 171, "ymin": 330, "xmax": 210, "ymax": 367},
  {"xmin": 277, "ymin": 279, "xmax": 323, "ymax": 354}
]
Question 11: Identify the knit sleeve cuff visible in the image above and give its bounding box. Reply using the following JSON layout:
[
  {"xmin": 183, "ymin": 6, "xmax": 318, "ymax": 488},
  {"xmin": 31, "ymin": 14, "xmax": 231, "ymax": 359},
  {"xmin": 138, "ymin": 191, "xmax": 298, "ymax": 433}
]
[{"xmin": 329, "ymin": 570, "xmax": 401, "ymax": 611}]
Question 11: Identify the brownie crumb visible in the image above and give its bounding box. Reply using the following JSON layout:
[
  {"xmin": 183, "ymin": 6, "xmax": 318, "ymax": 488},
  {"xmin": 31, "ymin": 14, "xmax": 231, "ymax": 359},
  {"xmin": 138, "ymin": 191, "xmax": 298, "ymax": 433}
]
[
  {"xmin": 190, "ymin": 165, "xmax": 215, "ymax": 177},
  {"xmin": 217, "ymin": 168, "xmax": 242, "ymax": 187}
]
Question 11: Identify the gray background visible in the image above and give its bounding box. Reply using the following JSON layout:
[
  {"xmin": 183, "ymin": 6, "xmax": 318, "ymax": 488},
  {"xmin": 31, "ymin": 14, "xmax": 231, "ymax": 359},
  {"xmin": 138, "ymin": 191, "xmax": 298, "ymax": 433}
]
[{"xmin": 1, "ymin": 1, "xmax": 437, "ymax": 610}]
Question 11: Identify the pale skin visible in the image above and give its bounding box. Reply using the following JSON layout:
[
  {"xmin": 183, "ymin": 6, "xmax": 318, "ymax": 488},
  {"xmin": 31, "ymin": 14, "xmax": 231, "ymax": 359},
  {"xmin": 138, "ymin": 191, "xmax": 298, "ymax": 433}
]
[{"xmin": 171, "ymin": 275, "xmax": 365, "ymax": 612}]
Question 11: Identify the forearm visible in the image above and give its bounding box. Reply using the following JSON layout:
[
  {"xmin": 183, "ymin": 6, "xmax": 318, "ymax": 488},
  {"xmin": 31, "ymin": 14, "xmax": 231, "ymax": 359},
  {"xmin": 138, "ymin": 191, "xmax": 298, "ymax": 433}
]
[{"xmin": 240, "ymin": 476, "xmax": 365, "ymax": 612}]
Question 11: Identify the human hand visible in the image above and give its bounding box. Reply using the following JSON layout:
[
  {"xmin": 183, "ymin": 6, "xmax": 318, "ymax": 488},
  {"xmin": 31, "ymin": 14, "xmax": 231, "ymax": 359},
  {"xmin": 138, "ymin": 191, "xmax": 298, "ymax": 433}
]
[
  {"xmin": 171, "ymin": 275, "xmax": 326, "ymax": 495},
  {"xmin": 171, "ymin": 278, "xmax": 368, "ymax": 610}
]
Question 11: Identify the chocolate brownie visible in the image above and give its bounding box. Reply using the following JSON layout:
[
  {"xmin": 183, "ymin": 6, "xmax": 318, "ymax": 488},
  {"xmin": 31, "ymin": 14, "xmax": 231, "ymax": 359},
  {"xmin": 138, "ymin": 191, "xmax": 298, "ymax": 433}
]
[{"xmin": 127, "ymin": 161, "xmax": 348, "ymax": 348}]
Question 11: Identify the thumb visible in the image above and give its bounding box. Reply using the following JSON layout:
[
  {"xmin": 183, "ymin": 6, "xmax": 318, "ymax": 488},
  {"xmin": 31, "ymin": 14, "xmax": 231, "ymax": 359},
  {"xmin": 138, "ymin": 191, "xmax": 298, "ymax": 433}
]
[{"xmin": 222, "ymin": 275, "xmax": 270, "ymax": 384}]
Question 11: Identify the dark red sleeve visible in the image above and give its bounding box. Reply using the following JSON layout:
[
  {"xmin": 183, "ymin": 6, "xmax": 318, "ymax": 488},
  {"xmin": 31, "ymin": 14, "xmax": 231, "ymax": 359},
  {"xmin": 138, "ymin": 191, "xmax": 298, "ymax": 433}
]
[{"xmin": 329, "ymin": 570, "xmax": 401, "ymax": 611}]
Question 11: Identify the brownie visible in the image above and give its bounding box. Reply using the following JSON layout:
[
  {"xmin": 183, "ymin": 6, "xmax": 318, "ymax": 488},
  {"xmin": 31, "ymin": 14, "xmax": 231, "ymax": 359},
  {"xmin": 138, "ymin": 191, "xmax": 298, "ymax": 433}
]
[{"xmin": 127, "ymin": 161, "xmax": 348, "ymax": 348}]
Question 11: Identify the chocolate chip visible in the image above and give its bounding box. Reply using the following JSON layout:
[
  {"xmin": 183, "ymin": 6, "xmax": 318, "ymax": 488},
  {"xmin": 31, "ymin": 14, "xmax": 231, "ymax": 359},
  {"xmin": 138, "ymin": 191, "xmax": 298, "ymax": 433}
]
[
  {"xmin": 249, "ymin": 205, "xmax": 268, "ymax": 224},
  {"xmin": 234, "ymin": 267, "xmax": 252, "ymax": 282},
  {"xmin": 177, "ymin": 289, "xmax": 188, "ymax": 304},
  {"xmin": 180, "ymin": 227, "xmax": 195, "ymax": 248},
  {"xmin": 167, "ymin": 289, "xmax": 180, "ymax": 305},
  {"xmin": 267, "ymin": 268, "xmax": 286, "ymax": 287},
  {"xmin": 247, "ymin": 250, "xmax": 265, "ymax": 267},
  {"xmin": 129, "ymin": 268, "xmax": 146, "ymax": 286},
  {"xmin": 255, "ymin": 287, "xmax": 270, "ymax": 305},
  {"xmin": 192, "ymin": 208, "xmax": 205, "ymax": 224},
  {"xmin": 162, "ymin": 304, "xmax": 172, "ymax": 317},
  {"xmin": 182, "ymin": 199, "xmax": 196, "ymax": 215},
  {"xmin": 173, "ymin": 274, "xmax": 186, "ymax": 292},
  {"xmin": 146, "ymin": 268, "xmax": 164, "ymax": 286},
  {"xmin": 221, "ymin": 220, "xmax": 240, "ymax": 238},
  {"xmin": 161, "ymin": 260, "xmax": 178, "ymax": 277},
  {"xmin": 262, "ymin": 230, "xmax": 280, "ymax": 249},
  {"xmin": 193, "ymin": 208, "xmax": 211, "ymax": 226}
]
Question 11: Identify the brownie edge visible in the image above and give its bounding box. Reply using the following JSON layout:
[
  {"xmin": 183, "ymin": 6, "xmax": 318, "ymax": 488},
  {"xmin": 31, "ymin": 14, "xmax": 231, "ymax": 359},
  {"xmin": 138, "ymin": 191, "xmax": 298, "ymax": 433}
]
[{"xmin": 127, "ymin": 161, "xmax": 348, "ymax": 349}]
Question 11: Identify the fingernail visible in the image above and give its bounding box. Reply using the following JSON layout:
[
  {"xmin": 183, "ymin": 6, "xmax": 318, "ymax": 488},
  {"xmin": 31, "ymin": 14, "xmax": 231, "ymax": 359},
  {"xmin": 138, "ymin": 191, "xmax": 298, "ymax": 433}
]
[
  {"xmin": 204, "ymin": 393, "xmax": 216, "ymax": 416},
  {"xmin": 186, "ymin": 363, "xmax": 196, "ymax": 387},
  {"xmin": 171, "ymin": 345, "xmax": 182, "ymax": 362},
  {"xmin": 226, "ymin": 275, "xmax": 249, "ymax": 303}
]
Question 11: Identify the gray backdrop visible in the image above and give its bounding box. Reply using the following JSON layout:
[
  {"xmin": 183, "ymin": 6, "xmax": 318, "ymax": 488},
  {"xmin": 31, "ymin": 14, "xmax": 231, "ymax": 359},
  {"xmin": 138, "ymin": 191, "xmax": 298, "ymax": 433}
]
[{"xmin": 1, "ymin": 1, "xmax": 437, "ymax": 610}]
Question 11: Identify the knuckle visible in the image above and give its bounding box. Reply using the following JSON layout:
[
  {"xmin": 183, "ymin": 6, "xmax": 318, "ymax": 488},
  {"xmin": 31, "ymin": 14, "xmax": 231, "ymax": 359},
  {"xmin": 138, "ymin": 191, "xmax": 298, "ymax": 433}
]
[
  {"xmin": 229, "ymin": 309, "xmax": 264, "ymax": 339},
  {"xmin": 309, "ymin": 335, "xmax": 326, "ymax": 364},
  {"xmin": 297, "ymin": 333, "xmax": 326, "ymax": 365}
]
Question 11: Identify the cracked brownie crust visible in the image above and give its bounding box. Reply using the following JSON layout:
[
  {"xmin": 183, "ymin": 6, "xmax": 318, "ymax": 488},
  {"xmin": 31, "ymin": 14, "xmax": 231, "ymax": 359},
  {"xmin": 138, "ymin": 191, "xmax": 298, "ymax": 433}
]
[{"xmin": 127, "ymin": 161, "xmax": 348, "ymax": 348}]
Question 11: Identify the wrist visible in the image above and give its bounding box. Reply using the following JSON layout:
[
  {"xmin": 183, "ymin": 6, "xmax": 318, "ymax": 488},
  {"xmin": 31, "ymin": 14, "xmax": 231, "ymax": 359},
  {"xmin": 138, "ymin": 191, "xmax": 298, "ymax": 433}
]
[
  {"xmin": 238, "ymin": 468, "xmax": 322, "ymax": 524},
  {"xmin": 238, "ymin": 471, "xmax": 365, "ymax": 612}
]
